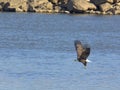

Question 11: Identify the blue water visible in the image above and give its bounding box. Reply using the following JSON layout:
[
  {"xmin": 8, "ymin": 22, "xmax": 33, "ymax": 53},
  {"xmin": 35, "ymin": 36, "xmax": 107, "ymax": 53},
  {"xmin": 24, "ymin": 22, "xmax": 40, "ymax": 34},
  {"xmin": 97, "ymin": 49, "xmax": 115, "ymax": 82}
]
[{"xmin": 0, "ymin": 13, "xmax": 119, "ymax": 90}]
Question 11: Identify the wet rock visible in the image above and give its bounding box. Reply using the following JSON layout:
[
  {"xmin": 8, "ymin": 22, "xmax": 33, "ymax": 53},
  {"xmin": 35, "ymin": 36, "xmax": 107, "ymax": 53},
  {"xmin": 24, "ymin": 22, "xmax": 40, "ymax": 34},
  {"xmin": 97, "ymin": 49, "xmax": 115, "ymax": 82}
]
[{"xmin": 2, "ymin": 2, "xmax": 15, "ymax": 12}]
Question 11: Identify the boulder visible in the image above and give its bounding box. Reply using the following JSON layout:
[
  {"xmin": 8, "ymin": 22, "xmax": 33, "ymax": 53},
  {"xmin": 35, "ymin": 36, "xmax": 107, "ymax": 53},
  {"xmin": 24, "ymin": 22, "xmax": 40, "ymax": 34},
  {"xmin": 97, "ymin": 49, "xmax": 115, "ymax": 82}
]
[
  {"xmin": 53, "ymin": 5, "xmax": 61, "ymax": 10},
  {"xmin": 116, "ymin": 2, "xmax": 120, "ymax": 5},
  {"xmin": 90, "ymin": 0, "xmax": 114, "ymax": 6},
  {"xmin": 0, "ymin": 5, "xmax": 2, "ymax": 11},
  {"xmin": 0, "ymin": 2, "xmax": 4, "ymax": 11},
  {"xmin": 2, "ymin": 2, "xmax": 15, "ymax": 12},
  {"xmin": 0, "ymin": 0, "xmax": 29, "ymax": 12},
  {"xmin": 49, "ymin": 0, "xmax": 69, "ymax": 5},
  {"xmin": 0, "ymin": 2, "xmax": 4, "ymax": 6},
  {"xmin": 114, "ymin": 5, "xmax": 120, "ymax": 9},
  {"xmin": 67, "ymin": 0, "xmax": 96, "ymax": 13},
  {"xmin": 26, "ymin": 0, "xmax": 54, "ymax": 12},
  {"xmin": 30, "ymin": 0, "xmax": 49, "ymax": 6},
  {"xmin": 17, "ymin": 2, "xmax": 28, "ymax": 12},
  {"xmin": 34, "ymin": 2, "xmax": 53, "ymax": 13},
  {"xmin": 60, "ymin": 0, "xmax": 69, "ymax": 9},
  {"xmin": 49, "ymin": 0, "xmax": 59, "ymax": 5},
  {"xmin": 61, "ymin": 0, "xmax": 69, "ymax": 4},
  {"xmin": 27, "ymin": 4, "xmax": 35, "ymax": 12},
  {"xmin": 114, "ymin": 0, "xmax": 120, "ymax": 3},
  {"xmin": 49, "ymin": 0, "xmax": 69, "ymax": 11},
  {"xmin": 99, "ymin": 2, "xmax": 112, "ymax": 12},
  {"xmin": 34, "ymin": 2, "xmax": 53, "ymax": 10},
  {"xmin": 112, "ymin": 9, "xmax": 120, "ymax": 14},
  {"xmin": 46, "ymin": 2, "xmax": 53, "ymax": 10},
  {"xmin": 9, "ymin": 0, "xmax": 28, "ymax": 11},
  {"xmin": 2, "ymin": 2, "xmax": 10, "ymax": 11}
]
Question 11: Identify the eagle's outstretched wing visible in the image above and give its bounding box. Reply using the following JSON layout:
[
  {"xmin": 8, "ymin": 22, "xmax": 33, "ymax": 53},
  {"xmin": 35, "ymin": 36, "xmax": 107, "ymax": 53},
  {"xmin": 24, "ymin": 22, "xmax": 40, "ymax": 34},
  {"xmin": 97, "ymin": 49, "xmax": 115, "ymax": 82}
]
[
  {"xmin": 81, "ymin": 44, "xmax": 90, "ymax": 59},
  {"xmin": 74, "ymin": 40, "xmax": 84, "ymax": 59},
  {"xmin": 74, "ymin": 40, "xmax": 90, "ymax": 60}
]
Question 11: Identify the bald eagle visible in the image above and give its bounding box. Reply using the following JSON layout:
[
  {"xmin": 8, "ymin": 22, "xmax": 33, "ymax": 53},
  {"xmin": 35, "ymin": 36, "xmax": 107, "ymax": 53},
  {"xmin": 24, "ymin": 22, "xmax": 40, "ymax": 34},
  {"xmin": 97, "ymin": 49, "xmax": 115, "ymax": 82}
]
[{"xmin": 74, "ymin": 40, "xmax": 91, "ymax": 67}]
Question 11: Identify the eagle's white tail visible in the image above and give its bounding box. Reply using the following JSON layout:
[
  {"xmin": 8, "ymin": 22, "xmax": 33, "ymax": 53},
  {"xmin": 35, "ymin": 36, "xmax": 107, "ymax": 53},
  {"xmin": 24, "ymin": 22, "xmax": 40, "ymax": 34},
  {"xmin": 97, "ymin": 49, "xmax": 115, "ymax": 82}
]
[{"xmin": 86, "ymin": 59, "xmax": 91, "ymax": 63}]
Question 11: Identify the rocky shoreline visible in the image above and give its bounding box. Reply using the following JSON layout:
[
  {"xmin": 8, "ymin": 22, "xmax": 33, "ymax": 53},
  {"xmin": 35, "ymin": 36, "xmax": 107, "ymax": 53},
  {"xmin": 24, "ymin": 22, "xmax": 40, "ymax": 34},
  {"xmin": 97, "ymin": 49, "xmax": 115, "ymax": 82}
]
[{"xmin": 0, "ymin": 0, "xmax": 120, "ymax": 15}]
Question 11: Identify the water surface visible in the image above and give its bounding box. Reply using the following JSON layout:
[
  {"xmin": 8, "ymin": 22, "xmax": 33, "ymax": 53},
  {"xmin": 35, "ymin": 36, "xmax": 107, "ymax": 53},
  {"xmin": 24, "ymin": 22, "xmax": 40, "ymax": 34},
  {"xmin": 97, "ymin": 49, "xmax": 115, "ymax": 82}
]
[{"xmin": 0, "ymin": 13, "xmax": 119, "ymax": 90}]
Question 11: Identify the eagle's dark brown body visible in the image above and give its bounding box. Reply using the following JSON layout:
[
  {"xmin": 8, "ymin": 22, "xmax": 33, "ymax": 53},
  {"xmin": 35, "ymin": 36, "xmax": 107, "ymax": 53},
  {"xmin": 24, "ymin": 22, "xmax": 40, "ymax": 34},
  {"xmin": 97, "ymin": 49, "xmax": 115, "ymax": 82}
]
[{"xmin": 74, "ymin": 40, "xmax": 90, "ymax": 66}]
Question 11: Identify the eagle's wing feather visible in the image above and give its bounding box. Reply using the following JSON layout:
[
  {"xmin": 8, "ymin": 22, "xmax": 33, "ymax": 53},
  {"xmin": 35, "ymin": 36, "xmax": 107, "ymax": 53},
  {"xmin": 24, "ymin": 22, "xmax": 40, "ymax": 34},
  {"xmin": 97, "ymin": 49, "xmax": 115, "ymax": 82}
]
[
  {"xmin": 74, "ymin": 40, "xmax": 84, "ymax": 59},
  {"xmin": 81, "ymin": 46, "xmax": 90, "ymax": 59}
]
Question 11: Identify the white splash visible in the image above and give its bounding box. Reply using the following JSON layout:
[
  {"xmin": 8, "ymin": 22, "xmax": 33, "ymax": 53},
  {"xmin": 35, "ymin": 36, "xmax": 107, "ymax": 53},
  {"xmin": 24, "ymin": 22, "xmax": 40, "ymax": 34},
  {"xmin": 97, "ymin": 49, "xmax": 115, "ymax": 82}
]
[{"xmin": 86, "ymin": 59, "xmax": 91, "ymax": 63}]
